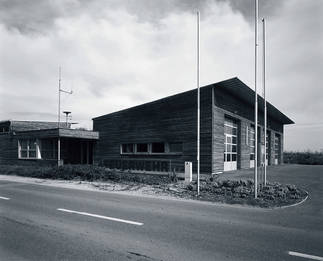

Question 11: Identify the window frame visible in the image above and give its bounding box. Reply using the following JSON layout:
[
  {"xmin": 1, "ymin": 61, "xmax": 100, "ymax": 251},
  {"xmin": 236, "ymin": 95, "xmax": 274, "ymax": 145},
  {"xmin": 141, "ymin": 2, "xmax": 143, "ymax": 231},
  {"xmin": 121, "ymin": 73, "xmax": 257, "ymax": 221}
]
[
  {"xmin": 1, "ymin": 126, "xmax": 9, "ymax": 133},
  {"xmin": 121, "ymin": 143, "xmax": 135, "ymax": 154},
  {"xmin": 249, "ymin": 126, "xmax": 255, "ymax": 161},
  {"xmin": 120, "ymin": 142, "xmax": 183, "ymax": 155},
  {"xmin": 18, "ymin": 139, "xmax": 40, "ymax": 159}
]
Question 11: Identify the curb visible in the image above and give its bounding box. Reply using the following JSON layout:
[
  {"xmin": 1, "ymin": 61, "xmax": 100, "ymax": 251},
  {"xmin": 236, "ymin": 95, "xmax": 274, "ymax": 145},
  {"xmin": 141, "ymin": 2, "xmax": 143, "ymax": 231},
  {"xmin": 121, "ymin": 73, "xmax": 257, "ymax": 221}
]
[{"xmin": 277, "ymin": 189, "xmax": 309, "ymax": 209}]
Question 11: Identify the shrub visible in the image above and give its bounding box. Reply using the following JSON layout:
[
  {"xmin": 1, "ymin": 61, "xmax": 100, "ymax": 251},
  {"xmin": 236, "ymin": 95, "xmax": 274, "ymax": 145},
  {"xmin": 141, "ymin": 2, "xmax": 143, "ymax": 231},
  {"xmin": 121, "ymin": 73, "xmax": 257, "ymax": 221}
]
[{"xmin": 284, "ymin": 150, "xmax": 323, "ymax": 165}]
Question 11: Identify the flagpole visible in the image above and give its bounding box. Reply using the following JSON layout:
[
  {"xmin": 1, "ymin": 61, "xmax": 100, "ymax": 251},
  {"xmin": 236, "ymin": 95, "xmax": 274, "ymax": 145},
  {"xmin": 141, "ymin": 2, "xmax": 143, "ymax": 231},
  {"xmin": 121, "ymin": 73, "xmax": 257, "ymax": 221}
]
[
  {"xmin": 58, "ymin": 67, "xmax": 61, "ymax": 165},
  {"xmin": 262, "ymin": 18, "xmax": 267, "ymax": 185},
  {"xmin": 254, "ymin": 0, "xmax": 259, "ymax": 198},
  {"xmin": 197, "ymin": 11, "xmax": 200, "ymax": 194}
]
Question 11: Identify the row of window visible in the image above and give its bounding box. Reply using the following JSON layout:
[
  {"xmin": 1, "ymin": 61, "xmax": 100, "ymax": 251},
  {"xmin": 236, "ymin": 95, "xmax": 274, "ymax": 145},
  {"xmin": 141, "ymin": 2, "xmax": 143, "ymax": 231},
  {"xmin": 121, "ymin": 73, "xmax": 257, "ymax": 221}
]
[
  {"xmin": 18, "ymin": 139, "xmax": 66, "ymax": 159},
  {"xmin": 121, "ymin": 142, "xmax": 183, "ymax": 154},
  {"xmin": 225, "ymin": 118, "xmax": 281, "ymax": 166}
]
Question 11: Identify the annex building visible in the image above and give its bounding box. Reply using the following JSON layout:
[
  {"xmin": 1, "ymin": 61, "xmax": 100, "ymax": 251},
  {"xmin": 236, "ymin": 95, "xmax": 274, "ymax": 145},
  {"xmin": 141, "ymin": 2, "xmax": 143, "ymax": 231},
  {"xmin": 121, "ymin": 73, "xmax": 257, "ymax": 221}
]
[
  {"xmin": 0, "ymin": 120, "xmax": 99, "ymax": 165},
  {"xmin": 92, "ymin": 77, "xmax": 294, "ymax": 174}
]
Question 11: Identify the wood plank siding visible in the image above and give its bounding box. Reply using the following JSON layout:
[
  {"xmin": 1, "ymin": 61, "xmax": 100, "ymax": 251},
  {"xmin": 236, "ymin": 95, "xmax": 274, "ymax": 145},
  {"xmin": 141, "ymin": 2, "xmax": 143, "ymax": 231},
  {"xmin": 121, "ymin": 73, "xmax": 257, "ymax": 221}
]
[
  {"xmin": 93, "ymin": 86, "xmax": 213, "ymax": 173},
  {"xmin": 93, "ymin": 77, "xmax": 293, "ymax": 174}
]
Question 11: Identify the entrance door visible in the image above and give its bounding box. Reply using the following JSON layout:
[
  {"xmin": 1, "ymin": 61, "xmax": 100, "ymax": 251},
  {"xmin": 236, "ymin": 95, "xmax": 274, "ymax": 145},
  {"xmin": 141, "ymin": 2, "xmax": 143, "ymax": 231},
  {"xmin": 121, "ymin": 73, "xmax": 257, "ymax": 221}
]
[
  {"xmin": 224, "ymin": 118, "xmax": 238, "ymax": 171},
  {"xmin": 224, "ymin": 134, "xmax": 237, "ymax": 171}
]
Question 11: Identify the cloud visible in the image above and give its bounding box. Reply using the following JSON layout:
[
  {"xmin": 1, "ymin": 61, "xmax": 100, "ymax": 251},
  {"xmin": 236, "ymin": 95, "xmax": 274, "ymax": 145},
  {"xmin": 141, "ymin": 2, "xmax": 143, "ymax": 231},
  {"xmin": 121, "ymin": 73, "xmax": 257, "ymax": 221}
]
[
  {"xmin": 0, "ymin": 0, "xmax": 322, "ymax": 151},
  {"xmin": 266, "ymin": 0, "xmax": 323, "ymax": 121}
]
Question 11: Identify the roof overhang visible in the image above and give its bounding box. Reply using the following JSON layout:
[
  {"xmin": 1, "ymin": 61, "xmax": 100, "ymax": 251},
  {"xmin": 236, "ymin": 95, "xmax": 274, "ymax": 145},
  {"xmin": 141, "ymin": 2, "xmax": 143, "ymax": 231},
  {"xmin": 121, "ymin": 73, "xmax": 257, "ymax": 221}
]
[
  {"xmin": 212, "ymin": 78, "xmax": 294, "ymax": 125},
  {"xmin": 14, "ymin": 128, "xmax": 99, "ymax": 140}
]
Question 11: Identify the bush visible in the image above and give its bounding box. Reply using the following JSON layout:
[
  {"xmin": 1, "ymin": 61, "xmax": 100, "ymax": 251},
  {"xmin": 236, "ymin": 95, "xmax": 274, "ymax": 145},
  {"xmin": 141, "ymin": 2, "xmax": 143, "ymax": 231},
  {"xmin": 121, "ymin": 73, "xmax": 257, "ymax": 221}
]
[
  {"xmin": 284, "ymin": 150, "xmax": 323, "ymax": 165},
  {"xmin": 0, "ymin": 164, "xmax": 177, "ymax": 184}
]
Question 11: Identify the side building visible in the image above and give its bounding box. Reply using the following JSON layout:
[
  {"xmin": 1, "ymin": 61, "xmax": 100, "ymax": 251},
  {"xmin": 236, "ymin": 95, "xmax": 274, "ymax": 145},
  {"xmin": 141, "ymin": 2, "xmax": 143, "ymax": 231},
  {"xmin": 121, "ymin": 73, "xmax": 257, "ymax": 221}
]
[
  {"xmin": 0, "ymin": 120, "xmax": 99, "ymax": 165},
  {"xmin": 92, "ymin": 77, "xmax": 294, "ymax": 174}
]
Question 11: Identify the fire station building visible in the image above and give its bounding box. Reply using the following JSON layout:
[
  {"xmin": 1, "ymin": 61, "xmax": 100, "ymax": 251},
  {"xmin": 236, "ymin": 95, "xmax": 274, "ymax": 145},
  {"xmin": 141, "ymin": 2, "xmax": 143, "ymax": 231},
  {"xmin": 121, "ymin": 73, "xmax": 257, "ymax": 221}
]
[{"xmin": 92, "ymin": 77, "xmax": 294, "ymax": 174}]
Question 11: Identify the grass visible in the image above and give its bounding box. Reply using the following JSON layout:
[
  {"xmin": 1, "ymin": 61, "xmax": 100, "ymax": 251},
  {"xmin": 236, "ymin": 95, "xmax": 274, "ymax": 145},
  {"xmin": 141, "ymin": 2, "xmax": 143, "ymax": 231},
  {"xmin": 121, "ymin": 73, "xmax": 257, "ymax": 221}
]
[{"xmin": 0, "ymin": 164, "xmax": 308, "ymax": 208}]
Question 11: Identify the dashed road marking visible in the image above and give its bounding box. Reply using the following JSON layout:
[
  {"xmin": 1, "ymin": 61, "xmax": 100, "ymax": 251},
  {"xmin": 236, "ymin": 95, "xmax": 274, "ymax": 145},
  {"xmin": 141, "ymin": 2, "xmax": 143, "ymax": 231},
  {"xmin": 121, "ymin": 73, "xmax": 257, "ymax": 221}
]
[
  {"xmin": 288, "ymin": 251, "xmax": 323, "ymax": 260},
  {"xmin": 0, "ymin": 196, "xmax": 10, "ymax": 200},
  {"xmin": 57, "ymin": 208, "xmax": 143, "ymax": 226}
]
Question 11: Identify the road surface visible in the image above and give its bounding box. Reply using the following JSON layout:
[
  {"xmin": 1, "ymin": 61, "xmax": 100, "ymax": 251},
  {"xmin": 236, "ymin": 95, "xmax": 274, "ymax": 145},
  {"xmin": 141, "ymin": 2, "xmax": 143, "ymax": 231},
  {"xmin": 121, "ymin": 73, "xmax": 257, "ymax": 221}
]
[{"xmin": 0, "ymin": 165, "xmax": 322, "ymax": 260}]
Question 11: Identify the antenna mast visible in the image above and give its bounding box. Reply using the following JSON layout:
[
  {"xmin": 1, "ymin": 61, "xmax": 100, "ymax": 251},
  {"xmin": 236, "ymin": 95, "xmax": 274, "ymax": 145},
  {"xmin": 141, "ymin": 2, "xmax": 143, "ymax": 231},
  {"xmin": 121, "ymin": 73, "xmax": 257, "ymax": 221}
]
[{"xmin": 58, "ymin": 67, "xmax": 73, "ymax": 165}]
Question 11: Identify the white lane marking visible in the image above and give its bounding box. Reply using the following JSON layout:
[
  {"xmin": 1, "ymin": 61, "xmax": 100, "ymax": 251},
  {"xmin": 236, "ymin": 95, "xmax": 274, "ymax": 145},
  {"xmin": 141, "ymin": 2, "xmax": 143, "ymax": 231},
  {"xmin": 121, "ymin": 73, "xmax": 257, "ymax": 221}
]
[
  {"xmin": 0, "ymin": 196, "xmax": 10, "ymax": 200},
  {"xmin": 57, "ymin": 208, "xmax": 143, "ymax": 226},
  {"xmin": 288, "ymin": 251, "xmax": 323, "ymax": 260}
]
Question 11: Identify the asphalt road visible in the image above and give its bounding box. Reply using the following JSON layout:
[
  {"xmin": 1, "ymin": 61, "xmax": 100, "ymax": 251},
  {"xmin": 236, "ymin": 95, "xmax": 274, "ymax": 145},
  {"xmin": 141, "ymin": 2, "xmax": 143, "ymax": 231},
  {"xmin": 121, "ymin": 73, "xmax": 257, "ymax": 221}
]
[{"xmin": 0, "ymin": 165, "xmax": 322, "ymax": 261}]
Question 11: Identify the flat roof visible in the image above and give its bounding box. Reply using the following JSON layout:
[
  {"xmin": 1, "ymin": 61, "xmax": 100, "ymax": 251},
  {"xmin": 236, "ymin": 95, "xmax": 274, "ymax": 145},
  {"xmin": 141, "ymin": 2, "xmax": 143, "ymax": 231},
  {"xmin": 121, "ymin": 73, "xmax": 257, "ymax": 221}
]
[{"xmin": 13, "ymin": 128, "xmax": 99, "ymax": 140}]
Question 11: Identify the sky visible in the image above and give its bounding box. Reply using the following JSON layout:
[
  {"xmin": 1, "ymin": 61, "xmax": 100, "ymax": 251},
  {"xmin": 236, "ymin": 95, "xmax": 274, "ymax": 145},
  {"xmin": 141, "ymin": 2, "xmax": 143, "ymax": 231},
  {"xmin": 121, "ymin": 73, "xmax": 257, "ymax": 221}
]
[{"xmin": 0, "ymin": 0, "xmax": 322, "ymax": 152}]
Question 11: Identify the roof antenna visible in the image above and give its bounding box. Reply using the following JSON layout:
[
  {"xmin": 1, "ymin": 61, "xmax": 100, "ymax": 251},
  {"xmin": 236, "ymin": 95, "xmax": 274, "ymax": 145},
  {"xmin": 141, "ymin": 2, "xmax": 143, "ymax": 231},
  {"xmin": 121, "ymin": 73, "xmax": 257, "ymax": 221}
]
[{"xmin": 58, "ymin": 67, "xmax": 73, "ymax": 165}]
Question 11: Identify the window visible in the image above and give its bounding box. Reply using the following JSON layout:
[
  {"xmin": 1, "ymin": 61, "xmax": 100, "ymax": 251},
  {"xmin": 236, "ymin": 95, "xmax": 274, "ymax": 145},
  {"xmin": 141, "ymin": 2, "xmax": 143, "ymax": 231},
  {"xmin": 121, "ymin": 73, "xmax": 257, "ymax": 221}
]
[
  {"xmin": 137, "ymin": 143, "xmax": 149, "ymax": 153},
  {"xmin": 19, "ymin": 139, "xmax": 37, "ymax": 158},
  {"xmin": 121, "ymin": 142, "xmax": 183, "ymax": 154},
  {"xmin": 121, "ymin": 144, "xmax": 134, "ymax": 154},
  {"xmin": 18, "ymin": 138, "xmax": 66, "ymax": 159},
  {"xmin": 224, "ymin": 118, "xmax": 238, "ymax": 171},
  {"xmin": 275, "ymin": 134, "xmax": 280, "ymax": 164},
  {"xmin": 250, "ymin": 126, "xmax": 255, "ymax": 161},
  {"xmin": 0, "ymin": 140, "xmax": 2, "ymax": 158},
  {"xmin": 1, "ymin": 126, "xmax": 9, "ymax": 133},
  {"xmin": 151, "ymin": 143, "xmax": 165, "ymax": 153}
]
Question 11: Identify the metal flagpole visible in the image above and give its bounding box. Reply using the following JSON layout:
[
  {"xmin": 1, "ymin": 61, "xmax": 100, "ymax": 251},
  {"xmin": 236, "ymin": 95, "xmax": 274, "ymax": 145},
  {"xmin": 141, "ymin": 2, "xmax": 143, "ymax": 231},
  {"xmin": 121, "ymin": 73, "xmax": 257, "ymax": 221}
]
[
  {"xmin": 58, "ymin": 67, "xmax": 61, "ymax": 166},
  {"xmin": 262, "ymin": 18, "xmax": 267, "ymax": 185},
  {"xmin": 254, "ymin": 0, "xmax": 259, "ymax": 198},
  {"xmin": 197, "ymin": 11, "xmax": 200, "ymax": 194}
]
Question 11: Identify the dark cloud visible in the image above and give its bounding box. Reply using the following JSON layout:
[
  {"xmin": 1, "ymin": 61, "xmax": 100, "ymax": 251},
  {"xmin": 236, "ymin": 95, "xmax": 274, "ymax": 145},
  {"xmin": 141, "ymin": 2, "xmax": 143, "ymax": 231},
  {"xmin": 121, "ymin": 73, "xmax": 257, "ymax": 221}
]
[
  {"xmin": 0, "ymin": 0, "xmax": 283, "ymax": 35},
  {"xmin": 0, "ymin": 0, "xmax": 321, "ymax": 150},
  {"xmin": 0, "ymin": 0, "xmax": 60, "ymax": 33}
]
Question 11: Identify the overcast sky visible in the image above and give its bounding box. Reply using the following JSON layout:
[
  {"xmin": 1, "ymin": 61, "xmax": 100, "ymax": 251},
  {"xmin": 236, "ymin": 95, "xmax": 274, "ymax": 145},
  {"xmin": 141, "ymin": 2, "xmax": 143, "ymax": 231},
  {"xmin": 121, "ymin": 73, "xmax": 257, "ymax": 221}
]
[{"xmin": 0, "ymin": 0, "xmax": 322, "ymax": 152}]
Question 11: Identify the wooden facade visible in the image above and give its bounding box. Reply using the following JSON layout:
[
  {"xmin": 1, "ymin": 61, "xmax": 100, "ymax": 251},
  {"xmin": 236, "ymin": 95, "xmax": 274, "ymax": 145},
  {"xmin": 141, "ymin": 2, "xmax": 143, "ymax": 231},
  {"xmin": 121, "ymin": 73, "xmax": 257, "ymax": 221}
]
[
  {"xmin": 93, "ymin": 78, "xmax": 294, "ymax": 174},
  {"xmin": 0, "ymin": 78, "xmax": 293, "ymax": 172},
  {"xmin": 0, "ymin": 120, "xmax": 99, "ymax": 165}
]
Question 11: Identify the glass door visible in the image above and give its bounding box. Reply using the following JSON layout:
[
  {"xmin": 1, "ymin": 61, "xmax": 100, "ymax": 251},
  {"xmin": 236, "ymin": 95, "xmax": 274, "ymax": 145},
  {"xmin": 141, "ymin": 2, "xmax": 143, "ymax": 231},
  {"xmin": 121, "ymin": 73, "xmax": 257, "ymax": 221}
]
[{"xmin": 224, "ymin": 119, "xmax": 238, "ymax": 171}]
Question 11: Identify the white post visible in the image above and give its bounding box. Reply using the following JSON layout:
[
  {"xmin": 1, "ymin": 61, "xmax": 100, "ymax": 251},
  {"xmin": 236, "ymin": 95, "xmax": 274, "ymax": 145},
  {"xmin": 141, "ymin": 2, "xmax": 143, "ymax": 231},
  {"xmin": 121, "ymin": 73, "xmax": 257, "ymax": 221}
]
[
  {"xmin": 254, "ymin": 0, "xmax": 259, "ymax": 198},
  {"xmin": 197, "ymin": 11, "xmax": 200, "ymax": 194},
  {"xmin": 185, "ymin": 162, "xmax": 193, "ymax": 182},
  {"xmin": 262, "ymin": 18, "xmax": 267, "ymax": 185}
]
